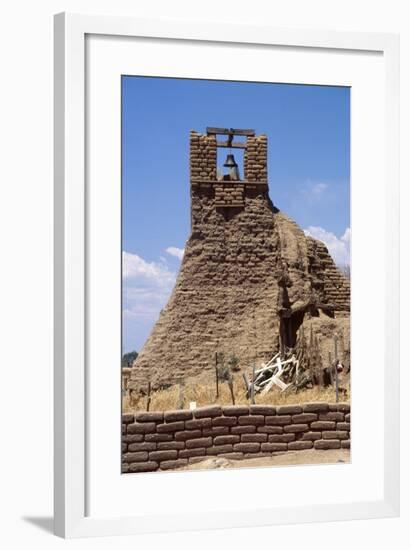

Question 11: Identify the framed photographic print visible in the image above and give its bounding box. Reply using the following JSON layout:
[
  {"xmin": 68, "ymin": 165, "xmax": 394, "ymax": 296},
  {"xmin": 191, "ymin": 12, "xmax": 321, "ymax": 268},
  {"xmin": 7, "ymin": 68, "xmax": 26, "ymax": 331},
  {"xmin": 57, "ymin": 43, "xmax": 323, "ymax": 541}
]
[{"xmin": 54, "ymin": 13, "xmax": 399, "ymax": 538}]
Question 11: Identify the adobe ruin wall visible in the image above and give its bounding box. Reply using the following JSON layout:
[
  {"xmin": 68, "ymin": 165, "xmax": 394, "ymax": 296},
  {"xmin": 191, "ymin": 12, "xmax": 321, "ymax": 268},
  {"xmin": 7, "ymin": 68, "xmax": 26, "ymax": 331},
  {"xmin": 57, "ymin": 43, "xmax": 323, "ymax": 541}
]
[{"xmin": 129, "ymin": 129, "xmax": 350, "ymax": 390}]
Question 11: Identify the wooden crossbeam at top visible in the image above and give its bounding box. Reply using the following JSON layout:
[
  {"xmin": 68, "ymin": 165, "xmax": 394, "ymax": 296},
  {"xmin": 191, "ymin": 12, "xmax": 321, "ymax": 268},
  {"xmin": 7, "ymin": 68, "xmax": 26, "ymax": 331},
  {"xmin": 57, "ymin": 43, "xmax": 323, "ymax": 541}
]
[{"xmin": 206, "ymin": 127, "xmax": 255, "ymax": 137}]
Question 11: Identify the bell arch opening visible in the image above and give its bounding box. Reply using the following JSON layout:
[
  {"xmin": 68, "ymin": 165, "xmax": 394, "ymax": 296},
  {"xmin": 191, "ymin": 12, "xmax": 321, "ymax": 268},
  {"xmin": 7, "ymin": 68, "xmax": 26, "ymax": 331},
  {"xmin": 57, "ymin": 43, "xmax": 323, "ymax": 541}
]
[{"xmin": 216, "ymin": 140, "xmax": 246, "ymax": 181}]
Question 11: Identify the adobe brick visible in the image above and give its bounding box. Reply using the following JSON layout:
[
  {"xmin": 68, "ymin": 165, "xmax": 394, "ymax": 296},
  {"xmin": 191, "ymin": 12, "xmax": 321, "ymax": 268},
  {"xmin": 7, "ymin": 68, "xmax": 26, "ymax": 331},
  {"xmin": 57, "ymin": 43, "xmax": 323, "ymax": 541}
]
[
  {"xmin": 233, "ymin": 442, "xmax": 260, "ymax": 453},
  {"xmin": 223, "ymin": 406, "xmax": 249, "ymax": 416},
  {"xmin": 164, "ymin": 410, "xmax": 193, "ymax": 422},
  {"xmin": 123, "ymin": 451, "xmax": 148, "ymax": 463},
  {"xmin": 314, "ymin": 439, "xmax": 341, "ymax": 450},
  {"xmin": 249, "ymin": 405, "xmax": 276, "ymax": 416},
  {"xmin": 186, "ymin": 437, "xmax": 213, "ymax": 449},
  {"xmin": 322, "ymin": 430, "xmax": 349, "ymax": 440},
  {"xmin": 213, "ymin": 435, "xmax": 240, "ymax": 445},
  {"xmin": 129, "ymin": 461, "xmax": 158, "ymax": 472},
  {"xmin": 257, "ymin": 426, "xmax": 283, "ymax": 434},
  {"xmin": 149, "ymin": 450, "xmax": 178, "ymax": 462},
  {"xmin": 231, "ymin": 425, "xmax": 256, "ymax": 435},
  {"xmin": 157, "ymin": 441, "xmax": 185, "ymax": 450},
  {"xmin": 318, "ymin": 412, "xmax": 344, "ymax": 422},
  {"xmin": 127, "ymin": 422, "xmax": 157, "ymax": 434},
  {"xmin": 212, "ymin": 416, "xmax": 237, "ymax": 427},
  {"xmin": 276, "ymin": 405, "xmax": 302, "ymax": 415},
  {"xmin": 266, "ymin": 415, "xmax": 291, "ymax": 425},
  {"xmin": 292, "ymin": 413, "xmax": 317, "ymax": 423},
  {"xmin": 261, "ymin": 442, "xmax": 287, "ymax": 452},
  {"xmin": 128, "ymin": 442, "xmax": 156, "ymax": 452},
  {"xmin": 301, "ymin": 432, "xmax": 321, "ymax": 441},
  {"xmin": 241, "ymin": 433, "xmax": 267, "ymax": 443},
  {"xmin": 310, "ymin": 421, "xmax": 336, "ymax": 430},
  {"xmin": 238, "ymin": 415, "xmax": 264, "ymax": 426},
  {"xmin": 135, "ymin": 412, "xmax": 164, "ymax": 422},
  {"xmin": 157, "ymin": 421, "xmax": 185, "ymax": 433},
  {"xmin": 288, "ymin": 441, "xmax": 313, "ymax": 451},
  {"xmin": 268, "ymin": 434, "xmax": 295, "ymax": 443},
  {"xmin": 175, "ymin": 430, "xmax": 202, "ymax": 442},
  {"xmin": 193, "ymin": 406, "xmax": 223, "ymax": 418},
  {"xmin": 284, "ymin": 423, "xmax": 309, "ymax": 433},
  {"xmin": 303, "ymin": 402, "xmax": 329, "ymax": 413}
]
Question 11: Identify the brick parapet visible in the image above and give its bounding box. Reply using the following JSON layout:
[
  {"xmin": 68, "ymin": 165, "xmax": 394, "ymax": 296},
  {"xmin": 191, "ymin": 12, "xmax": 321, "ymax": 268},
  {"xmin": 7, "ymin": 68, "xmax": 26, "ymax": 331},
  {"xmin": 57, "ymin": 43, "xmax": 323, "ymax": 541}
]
[
  {"xmin": 122, "ymin": 402, "xmax": 350, "ymax": 473},
  {"xmin": 244, "ymin": 135, "xmax": 268, "ymax": 182},
  {"xmin": 190, "ymin": 131, "xmax": 217, "ymax": 180}
]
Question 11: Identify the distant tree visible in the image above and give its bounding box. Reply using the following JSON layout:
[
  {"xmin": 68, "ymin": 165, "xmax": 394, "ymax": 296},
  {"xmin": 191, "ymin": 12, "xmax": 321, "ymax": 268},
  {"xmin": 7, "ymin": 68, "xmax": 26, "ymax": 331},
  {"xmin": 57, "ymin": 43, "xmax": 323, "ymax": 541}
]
[{"xmin": 122, "ymin": 351, "xmax": 138, "ymax": 369}]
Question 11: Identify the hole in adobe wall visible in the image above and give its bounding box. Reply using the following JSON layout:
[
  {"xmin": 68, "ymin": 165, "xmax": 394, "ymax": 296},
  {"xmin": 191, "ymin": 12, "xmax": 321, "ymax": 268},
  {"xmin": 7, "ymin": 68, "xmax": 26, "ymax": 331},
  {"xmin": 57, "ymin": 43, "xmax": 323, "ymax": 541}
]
[{"xmin": 280, "ymin": 309, "xmax": 306, "ymax": 349}]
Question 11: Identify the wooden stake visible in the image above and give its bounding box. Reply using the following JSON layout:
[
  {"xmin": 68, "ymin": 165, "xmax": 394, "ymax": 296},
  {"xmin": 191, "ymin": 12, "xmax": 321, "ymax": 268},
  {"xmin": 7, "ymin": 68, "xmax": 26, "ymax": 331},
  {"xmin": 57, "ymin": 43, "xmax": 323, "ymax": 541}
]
[
  {"xmin": 250, "ymin": 364, "xmax": 256, "ymax": 404},
  {"xmin": 340, "ymin": 332, "xmax": 345, "ymax": 363},
  {"xmin": 334, "ymin": 336, "xmax": 339, "ymax": 403},
  {"xmin": 146, "ymin": 381, "xmax": 151, "ymax": 412},
  {"xmin": 309, "ymin": 326, "xmax": 315, "ymax": 379},
  {"xmin": 242, "ymin": 372, "xmax": 250, "ymax": 398},
  {"xmin": 228, "ymin": 374, "xmax": 235, "ymax": 405},
  {"xmin": 328, "ymin": 351, "xmax": 334, "ymax": 385},
  {"xmin": 315, "ymin": 334, "xmax": 324, "ymax": 386},
  {"xmin": 214, "ymin": 352, "xmax": 219, "ymax": 399}
]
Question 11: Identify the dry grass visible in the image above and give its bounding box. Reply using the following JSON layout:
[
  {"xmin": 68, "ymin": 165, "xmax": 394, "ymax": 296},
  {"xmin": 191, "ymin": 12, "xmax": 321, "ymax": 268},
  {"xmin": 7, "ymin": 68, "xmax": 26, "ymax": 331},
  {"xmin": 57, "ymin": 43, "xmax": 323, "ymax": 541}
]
[{"xmin": 122, "ymin": 374, "xmax": 350, "ymax": 413}]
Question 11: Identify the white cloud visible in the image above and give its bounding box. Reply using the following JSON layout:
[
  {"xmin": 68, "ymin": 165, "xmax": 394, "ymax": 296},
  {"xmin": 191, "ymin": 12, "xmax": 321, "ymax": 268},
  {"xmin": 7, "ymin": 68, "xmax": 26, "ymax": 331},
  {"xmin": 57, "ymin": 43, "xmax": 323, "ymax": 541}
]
[
  {"xmin": 304, "ymin": 226, "xmax": 351, "ymax": 267},
  {"xmin": 122, "ymin": 251, "xmax": 175, "ymax": 286},
  {"xmin": 311, "ymin": 182, "xmax": 328, "ymax": 196},
  {"xmin": 122, "ymin": 251, "xmax": 176, "ymax": 320},
  {"xmin": 301, "ymin": 180, "xmax": 329, "ymax": 201},
  {"xmin": 166, "ymin": 246, "xmax": 184, "ymax": 260}
]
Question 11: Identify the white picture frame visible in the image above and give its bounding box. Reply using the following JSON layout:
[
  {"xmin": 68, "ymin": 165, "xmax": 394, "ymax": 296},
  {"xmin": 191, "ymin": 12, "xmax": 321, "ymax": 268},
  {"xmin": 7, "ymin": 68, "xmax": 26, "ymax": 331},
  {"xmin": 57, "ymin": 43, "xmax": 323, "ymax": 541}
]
[{"xmin": 54, "ymin": 12, "xmax": 400, "ymax": 538}]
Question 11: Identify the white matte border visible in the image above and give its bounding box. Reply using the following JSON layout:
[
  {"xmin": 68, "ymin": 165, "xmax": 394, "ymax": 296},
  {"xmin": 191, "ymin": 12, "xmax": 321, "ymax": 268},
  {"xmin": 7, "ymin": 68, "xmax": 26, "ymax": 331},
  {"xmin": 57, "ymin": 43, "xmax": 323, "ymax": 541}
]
[{"xmin": 54, "ymin": 13, "xmax": 399, "ymax": 538}]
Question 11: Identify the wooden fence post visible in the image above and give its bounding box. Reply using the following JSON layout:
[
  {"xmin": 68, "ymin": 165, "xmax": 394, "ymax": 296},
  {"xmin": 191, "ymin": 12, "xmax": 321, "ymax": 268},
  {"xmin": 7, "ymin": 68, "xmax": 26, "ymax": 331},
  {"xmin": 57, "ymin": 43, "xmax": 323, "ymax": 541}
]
[
  {"xmin": 340, "ymin": 332, "xmax": 345, "ymax": 363},
  {"xmin": 228, "ymin": 374, "xmax": 235, "ymax": 405},
  {"xmin": 214, "ymin": 352, "xmax": 219, "ymax": 399},
  {"xmin": 309, "ymin": 325, "xmax": 315, "ymax": 381},
  {"xmin": 146, "ymin": 381, "xmax": 151, "ymax": 412},
  {"xmin": 334, "ymin": 336, "xmax": 339, "ymax": 403},
  {"xmin": 250, "ymin": 364, "xmax": 256, "ymax": 405},
  {"xmin": 328, "ymin": 351, "xmax": 333, "ymax": 385},
  {"xmin": 242, "ymin": 372, "xmax": 250, "ymax": 398}
]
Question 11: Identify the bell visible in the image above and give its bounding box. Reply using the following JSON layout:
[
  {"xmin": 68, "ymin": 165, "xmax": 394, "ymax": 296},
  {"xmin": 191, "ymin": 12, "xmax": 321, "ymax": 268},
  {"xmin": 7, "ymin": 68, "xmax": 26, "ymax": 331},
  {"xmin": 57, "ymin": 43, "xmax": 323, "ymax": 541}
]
[
  {"xmin": 223, "ymin": 153, "xmax": 240, "ymax": 180},
  {"xmin": 223, "ymin": 153, "xmax": 238, "ymax": 168}
]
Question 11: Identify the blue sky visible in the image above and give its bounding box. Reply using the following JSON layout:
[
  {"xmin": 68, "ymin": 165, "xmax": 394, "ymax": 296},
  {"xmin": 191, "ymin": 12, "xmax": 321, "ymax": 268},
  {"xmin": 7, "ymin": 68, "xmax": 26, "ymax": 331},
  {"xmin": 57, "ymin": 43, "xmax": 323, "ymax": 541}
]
[{"xmin": 122, "ymin": 76, "xmax": 350, "ymax": 353}]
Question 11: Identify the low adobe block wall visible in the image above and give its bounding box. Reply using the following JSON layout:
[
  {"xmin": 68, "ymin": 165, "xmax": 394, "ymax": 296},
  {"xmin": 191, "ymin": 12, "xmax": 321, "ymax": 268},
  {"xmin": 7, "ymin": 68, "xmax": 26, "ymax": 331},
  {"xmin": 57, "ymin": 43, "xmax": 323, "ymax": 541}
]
[{"xmin": 122, "ymin": 403, "xmax": 350, "ymax": 473}]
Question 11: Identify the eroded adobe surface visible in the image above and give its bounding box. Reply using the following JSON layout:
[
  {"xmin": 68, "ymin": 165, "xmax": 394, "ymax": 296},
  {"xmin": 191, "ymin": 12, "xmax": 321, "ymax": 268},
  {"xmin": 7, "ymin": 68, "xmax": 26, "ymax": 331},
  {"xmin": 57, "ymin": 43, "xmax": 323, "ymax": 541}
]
[{"xmin": 129, "ymin": 130, "xmax": 349, "ymax": 389}]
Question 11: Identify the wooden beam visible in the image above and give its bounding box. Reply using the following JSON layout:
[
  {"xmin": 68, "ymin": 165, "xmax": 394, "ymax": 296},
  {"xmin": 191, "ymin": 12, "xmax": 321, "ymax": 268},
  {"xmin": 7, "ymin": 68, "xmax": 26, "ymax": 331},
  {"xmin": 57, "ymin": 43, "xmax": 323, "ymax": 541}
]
[
  {"xmin": 206, "ymin": 127, "xmax": 255, "ymax": 136},
  {"xmin": 216, "ymin": 140, "xmax": 247, "ymax": 149}
]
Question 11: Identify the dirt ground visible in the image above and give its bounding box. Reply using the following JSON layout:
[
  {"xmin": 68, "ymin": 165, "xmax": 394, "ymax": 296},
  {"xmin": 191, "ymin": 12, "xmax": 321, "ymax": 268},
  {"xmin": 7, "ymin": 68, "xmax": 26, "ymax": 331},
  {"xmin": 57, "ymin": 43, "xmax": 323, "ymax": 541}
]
[{"xmin": 181, "ymin": 448, "xmax": 350, "ymax": 471}]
